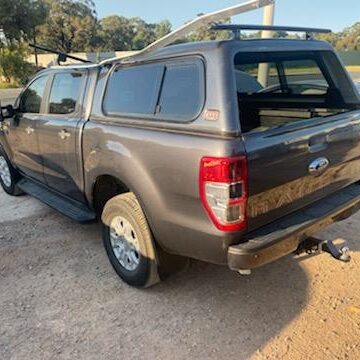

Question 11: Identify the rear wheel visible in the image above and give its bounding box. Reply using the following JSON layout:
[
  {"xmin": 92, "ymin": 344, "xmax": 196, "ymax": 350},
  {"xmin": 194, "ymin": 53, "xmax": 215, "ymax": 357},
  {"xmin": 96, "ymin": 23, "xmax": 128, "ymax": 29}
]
[
  {"xmin": 0, "ymin": 150, "xmax": 23, "ymax": 196},
  {"xmin": 101, "ymin": 192, "xmax": 189, "ymax": 288},
  {"xmin": 102, "ymin": 192, "xmax": 160, "ymax": 288}
]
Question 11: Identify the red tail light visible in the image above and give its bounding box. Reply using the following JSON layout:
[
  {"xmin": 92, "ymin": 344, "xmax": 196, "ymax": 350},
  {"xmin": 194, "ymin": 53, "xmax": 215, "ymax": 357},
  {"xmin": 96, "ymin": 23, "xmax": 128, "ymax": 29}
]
[{"xmin": 199, "ymin": 156, "xmax": 248, "ymax": 232}]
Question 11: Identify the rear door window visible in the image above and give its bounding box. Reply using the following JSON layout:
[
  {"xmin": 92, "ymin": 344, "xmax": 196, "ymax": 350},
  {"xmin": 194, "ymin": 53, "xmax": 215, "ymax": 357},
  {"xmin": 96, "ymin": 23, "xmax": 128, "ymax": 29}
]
[
  {"xmin": 103, "ymin": 59, "xmax": 204, "ymax": 122},
  {"xmin": 48, "ymin": 72, "xmax": 84, "ymax": 115},
  {"xmin": 104, "ymin": 64, "xmax": 163, "ymax": 116},
  {"xmin": 157, "ymin": 62, "xmax": 204, "ymax": 121}
]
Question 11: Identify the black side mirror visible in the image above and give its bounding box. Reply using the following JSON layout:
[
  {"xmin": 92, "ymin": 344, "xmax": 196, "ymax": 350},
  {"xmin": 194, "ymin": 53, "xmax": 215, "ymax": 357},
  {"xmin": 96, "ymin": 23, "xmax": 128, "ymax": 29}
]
[{"xmin": 0, "ymin": 104, "xmax": 16, "ymax": 121}]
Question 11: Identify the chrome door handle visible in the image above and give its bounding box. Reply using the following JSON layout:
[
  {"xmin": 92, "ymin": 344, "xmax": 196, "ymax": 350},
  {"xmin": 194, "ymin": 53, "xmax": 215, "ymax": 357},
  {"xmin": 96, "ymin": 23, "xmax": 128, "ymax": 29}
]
[
  {"xmin": 25, "ymin": 126, "xmax": 35, "ymax": 135},
  {"xmin": 308, "ymin": 157, "xmax": 330, "ymax": 176},
  {"xmin": 58, "ymin": 129, "xmax": 71, "ymax": 140}
]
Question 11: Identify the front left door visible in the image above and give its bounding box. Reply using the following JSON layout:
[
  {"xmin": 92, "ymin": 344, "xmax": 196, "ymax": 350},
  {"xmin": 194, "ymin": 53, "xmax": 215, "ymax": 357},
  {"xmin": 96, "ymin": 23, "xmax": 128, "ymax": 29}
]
[
  {"xmin": 7, "ymin": 74, "xmax": 50, "ymax": 182},
  {"xmin": 37, "ymin": 70, "xmax": 87, "ymax": 202}
]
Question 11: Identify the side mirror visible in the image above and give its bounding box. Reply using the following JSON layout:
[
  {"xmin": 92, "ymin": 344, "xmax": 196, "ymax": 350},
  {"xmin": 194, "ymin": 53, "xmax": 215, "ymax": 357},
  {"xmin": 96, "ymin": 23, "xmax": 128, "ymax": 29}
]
[{"xmin": 0, "ymin": 104, "xmax": 16, "ymax": 121}]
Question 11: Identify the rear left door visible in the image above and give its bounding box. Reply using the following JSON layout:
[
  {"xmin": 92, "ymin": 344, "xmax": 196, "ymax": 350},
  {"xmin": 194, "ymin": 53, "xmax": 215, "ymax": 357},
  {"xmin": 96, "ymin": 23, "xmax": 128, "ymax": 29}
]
[{"xmin": 37, "ymin": 70, "xmax": 88, "ymax": 202}]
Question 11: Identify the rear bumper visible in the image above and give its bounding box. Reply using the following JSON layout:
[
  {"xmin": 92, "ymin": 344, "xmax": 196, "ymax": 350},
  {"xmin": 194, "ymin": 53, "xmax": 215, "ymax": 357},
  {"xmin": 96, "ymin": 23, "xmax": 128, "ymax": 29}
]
[{"xmin": 228, "ymin": 184, "xmax": 360, "ymax": 270}]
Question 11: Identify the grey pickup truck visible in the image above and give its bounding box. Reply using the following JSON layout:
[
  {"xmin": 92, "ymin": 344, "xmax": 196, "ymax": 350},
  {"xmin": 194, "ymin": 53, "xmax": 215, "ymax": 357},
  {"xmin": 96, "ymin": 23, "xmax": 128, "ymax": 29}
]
[{"xmin": 1, "ymin": 24, "xmax": 360, "ymax": 287}]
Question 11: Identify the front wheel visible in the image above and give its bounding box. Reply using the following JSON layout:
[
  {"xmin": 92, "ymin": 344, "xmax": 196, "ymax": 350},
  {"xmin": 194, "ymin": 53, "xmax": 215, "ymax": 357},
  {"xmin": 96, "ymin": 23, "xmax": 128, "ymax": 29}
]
[{"xmin": 0, "ymin": 150, "xmax": 23, "ymax": 196}]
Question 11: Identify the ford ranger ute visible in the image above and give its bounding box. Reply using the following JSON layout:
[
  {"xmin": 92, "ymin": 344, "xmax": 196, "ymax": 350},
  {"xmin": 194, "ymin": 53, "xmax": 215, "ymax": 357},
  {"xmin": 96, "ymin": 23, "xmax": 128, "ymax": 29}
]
[{"xmin": 1, "ymin": 21, "xmax": 360, "ymax": 287}]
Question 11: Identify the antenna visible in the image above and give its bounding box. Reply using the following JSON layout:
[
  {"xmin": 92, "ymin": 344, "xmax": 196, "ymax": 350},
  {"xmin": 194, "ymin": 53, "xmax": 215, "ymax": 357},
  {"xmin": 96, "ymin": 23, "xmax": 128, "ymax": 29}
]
[{"xmin": 29, "ymin": 44, "xmax": 92, "ymax": 65}]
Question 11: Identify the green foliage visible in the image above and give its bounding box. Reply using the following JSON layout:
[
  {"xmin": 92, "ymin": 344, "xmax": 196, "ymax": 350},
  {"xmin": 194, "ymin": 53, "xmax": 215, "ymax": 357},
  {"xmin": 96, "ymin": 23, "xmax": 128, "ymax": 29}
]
[
  {"xmin": 36, "ymin": 0, "xmax": 98, "ymax": 52},
  {"xmin": 0, "ymin": 0, "xmax": 47, "ymax": 44},
  {"xmin": 155, "ymin": 20, "xmax": 172, "ymax": 40},
  {"xmin": 0, "ymin": 45, "xmax": 34, "ymax": 85},
  {"xmin": 317, "ymin": 23, "xmax": 360, "ymax": 51},
  {"xmin": 96, "ymin": 16, "xmax": 135, "ymax": 51},
  {"xmin": 188, "ymin": 18, "xmax": 231, "ymax": 42},
  {"xmin": 94, "ymin": 17, "xmax": 172, "ymax": 51}
]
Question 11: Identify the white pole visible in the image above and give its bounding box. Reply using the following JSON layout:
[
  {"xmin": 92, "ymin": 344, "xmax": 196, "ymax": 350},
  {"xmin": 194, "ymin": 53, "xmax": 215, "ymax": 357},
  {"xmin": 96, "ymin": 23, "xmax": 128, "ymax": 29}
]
[{"xmin": 258, "ymin": 2, "xmax": 275, "ymax": 87}]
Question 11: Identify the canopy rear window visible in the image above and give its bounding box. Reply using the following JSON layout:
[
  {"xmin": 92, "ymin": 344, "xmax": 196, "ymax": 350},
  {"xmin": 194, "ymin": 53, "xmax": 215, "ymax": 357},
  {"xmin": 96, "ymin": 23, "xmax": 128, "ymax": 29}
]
[{"xmin": 234, "ymin": 51, "xmax": 360, "ymax": 133}]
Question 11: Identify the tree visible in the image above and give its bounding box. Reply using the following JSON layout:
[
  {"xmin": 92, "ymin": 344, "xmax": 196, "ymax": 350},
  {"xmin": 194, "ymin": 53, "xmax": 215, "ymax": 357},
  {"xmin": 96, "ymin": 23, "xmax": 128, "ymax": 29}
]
[
  {"xmin": 317, "ymin": 22, "xmax": 360, "ymax": 51},
  {"xmin": 0, "ymin": 45, "xmax": 34, "ymax": 84},
  {"xmin": 36, "ymin": 0, "xmax": 98, "ymax": 52},
  {"xmin": 185, "ymin": 18, "xmax": 231, "ymax": 43},
  {"xmin": 95, "ymin": 16, "xmax": 135, "ymax": 51},
  {"xmin": 0, "ymin": 0, "xmax": 47, "ymax": 45},
  {"xmin": 337, "ymin": 22, "xmax": 360, "ymax": 51},
  {"xmin": 129, "ymin": 18, "xmax": 158, "ymax": 50},
  {"xmin": 155, "ymin": 20, "xmax": 172, "ymax": 39},
  {"xmin": 93, "ymin": 17, "xmax": 172, "ymax": 52}
]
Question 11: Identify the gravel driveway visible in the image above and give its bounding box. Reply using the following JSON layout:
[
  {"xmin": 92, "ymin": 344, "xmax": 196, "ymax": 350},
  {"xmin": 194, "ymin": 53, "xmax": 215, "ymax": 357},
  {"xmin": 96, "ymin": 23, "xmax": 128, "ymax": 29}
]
[
  {"xmin": 0, "ymin": 189, "xmax": 359, "ymax": 360},
  {"xmin": 1, "ymin": 73, "xmax": 360, "ymax": 359}
]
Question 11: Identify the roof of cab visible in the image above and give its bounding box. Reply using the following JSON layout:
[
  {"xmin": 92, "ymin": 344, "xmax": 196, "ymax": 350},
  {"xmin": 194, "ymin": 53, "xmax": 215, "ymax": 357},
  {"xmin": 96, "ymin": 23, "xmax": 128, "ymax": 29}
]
[{"xmin": 102, "ymin": 38, "xmax": 334, "ymax": 65}]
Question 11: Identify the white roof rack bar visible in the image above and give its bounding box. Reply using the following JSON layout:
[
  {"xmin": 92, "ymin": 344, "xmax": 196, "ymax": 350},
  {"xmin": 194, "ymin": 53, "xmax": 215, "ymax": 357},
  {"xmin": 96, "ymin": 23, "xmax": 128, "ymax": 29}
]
[{"xmin": 114, "ymin": 0, "xmax": 274, "ymax": 63}]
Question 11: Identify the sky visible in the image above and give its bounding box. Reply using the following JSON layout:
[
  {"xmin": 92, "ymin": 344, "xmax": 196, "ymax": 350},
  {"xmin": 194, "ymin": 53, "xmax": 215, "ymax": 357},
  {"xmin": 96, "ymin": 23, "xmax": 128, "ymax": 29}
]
[{"xmin": 92, "ymin": 0, "xmax": 360, "ymax": 32}]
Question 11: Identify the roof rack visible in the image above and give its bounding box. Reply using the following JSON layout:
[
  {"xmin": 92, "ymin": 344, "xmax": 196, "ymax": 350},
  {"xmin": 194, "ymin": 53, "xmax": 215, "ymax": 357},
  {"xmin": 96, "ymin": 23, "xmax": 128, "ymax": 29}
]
[
  {"xmin": 29, "ymin": 44, "xmax": 93, "ymax": 65},
  {"xmin": 211, "ymin": 24, "xmax": 332, "ymax": 40}
]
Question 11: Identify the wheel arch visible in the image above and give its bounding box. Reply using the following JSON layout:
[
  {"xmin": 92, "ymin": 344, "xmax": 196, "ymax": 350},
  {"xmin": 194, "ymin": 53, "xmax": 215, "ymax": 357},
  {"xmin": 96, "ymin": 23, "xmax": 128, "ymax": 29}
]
[{"xmin": 92, "ymin": 174, "xmax": 130, "ymax": 216}]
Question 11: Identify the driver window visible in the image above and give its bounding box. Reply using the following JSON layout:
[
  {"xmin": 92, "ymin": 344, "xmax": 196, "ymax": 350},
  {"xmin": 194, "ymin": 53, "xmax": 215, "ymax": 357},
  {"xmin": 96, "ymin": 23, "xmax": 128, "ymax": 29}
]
[{"xmin": 19, "ymin": 76, "xmax": 48, "ymax": 114}]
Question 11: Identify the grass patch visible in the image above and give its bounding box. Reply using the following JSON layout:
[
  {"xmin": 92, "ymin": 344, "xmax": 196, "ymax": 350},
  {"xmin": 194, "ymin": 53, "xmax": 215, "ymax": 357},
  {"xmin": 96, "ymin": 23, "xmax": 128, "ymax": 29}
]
[
  {"xmin": 346, "ymin": 66, "xmax": 360, "ymax": 72},
  {"xmin": 0, "ymin": 82, "xmax": 19, "ymax": 89}
]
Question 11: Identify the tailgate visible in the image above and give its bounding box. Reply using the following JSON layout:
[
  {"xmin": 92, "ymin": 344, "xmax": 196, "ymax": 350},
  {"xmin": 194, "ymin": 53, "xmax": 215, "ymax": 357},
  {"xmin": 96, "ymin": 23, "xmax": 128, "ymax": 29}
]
[
  {"xmin": 233, "ymin": 49, "xmax": 360, "ymax": 231},
  {"xmin": 244, "ymin": 110, "xmax": 360, "ymax": 230}
]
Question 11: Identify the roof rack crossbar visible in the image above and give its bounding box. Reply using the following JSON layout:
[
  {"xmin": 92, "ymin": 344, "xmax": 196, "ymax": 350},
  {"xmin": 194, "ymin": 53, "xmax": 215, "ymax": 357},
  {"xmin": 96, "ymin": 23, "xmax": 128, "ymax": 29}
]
[
  {"xmin": 211, "ymin": 24, "xmax": 332, "ymax": 40},
  {"xmin": 29, "ymin": 44, "xmax": 92, "ymax": 65}
]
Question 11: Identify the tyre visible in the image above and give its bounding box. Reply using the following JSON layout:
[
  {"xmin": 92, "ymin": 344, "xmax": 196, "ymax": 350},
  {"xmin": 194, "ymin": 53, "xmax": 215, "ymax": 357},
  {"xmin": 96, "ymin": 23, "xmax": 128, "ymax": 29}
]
[
  {"xmin": 0, "ymin": 149, "xmax": 23, "ymax": 196},
  {"xmin": 101, "ymin": 192, "xmax": 161, "ymax": 288}
]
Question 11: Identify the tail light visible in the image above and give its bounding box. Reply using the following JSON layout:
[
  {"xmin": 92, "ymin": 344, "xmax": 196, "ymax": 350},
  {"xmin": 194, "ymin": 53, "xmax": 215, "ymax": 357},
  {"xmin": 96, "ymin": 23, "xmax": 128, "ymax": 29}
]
[{"xmin": 199, "ymin": 156, "xmax": 248, "ymax": 232}]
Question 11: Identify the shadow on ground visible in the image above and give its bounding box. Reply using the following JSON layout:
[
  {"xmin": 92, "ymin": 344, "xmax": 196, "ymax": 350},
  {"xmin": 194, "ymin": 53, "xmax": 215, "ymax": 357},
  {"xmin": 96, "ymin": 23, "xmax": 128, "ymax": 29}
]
[{"xmin": 0, "ymin": 207, "xmax": 309, "ymax": 359}]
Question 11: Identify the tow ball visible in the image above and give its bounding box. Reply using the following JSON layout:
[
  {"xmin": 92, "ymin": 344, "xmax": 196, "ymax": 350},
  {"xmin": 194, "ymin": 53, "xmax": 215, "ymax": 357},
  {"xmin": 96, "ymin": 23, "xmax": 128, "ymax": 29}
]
[{"xmin": 297, "ymin": 237, "xmax": 351, "ymax": 262}]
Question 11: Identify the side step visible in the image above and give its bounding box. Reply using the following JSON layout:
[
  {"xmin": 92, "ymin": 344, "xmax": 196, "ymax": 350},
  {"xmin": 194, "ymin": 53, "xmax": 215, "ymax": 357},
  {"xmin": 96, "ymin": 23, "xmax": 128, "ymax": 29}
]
[{"xmin": 18, "ymin": 179, "xmax": 96, "ymax": 223}]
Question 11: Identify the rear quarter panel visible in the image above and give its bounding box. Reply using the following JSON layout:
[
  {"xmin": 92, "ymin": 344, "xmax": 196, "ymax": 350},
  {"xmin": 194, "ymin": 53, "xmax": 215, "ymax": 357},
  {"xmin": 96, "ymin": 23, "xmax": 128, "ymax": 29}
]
[
  {"xmin": 82, "ymin": 122, "xmax": 246, "ymax": 264},
  {"xmin": 82, "ymin": 53, "xmax": 245, "ymax": 264}
]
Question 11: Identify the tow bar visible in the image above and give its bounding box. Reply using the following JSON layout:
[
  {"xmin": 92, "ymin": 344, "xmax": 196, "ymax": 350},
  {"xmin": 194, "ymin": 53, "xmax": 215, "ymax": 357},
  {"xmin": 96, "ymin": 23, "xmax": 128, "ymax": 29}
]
[{"xmin": 297, "ymin": 237, "xmax": 351, "ymax": 262}]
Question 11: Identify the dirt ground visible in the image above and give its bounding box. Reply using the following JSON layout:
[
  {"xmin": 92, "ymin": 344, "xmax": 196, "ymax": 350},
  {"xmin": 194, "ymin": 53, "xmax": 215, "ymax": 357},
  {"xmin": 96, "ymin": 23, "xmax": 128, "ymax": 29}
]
[
  {"xmin": 1, "ymin": 75, "xmax": 360, "ymax": 359},
  {"xmin": 0, "ymin": 188, "xmax": 359, "ymax": 360}
]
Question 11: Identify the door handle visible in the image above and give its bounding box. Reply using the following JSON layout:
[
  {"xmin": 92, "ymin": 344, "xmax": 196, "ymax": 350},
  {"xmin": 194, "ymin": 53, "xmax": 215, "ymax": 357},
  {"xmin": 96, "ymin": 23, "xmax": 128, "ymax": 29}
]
[
  {"xmin": 58, "ymin": 129, "xmax": 71, "ymax": 140},
  {"xmin": 308, "ymin": 157, "xmax": 330, "ymax": 176},
  {"xmin": 25, "ymin": 126, "xmax": 35, "ymax": 135}
]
